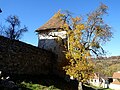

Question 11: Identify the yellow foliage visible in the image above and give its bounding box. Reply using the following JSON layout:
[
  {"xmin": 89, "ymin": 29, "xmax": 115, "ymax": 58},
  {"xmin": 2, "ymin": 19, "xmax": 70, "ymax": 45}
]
[
  {"xmin": 76, "ymin": 24, "xmax": 85, "ymax": 30},
  {"xmin": 72, "ymin": 17, "xmax": 81, "ymax": 23},
  {"xmin": 63, "ymin": 23, "xmax": 69, "ymax": 31}
]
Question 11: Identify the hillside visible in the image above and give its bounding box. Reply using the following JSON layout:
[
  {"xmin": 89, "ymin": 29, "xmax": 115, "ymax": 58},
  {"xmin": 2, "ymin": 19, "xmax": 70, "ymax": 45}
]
[{"xmin": 94, "ymin": 56, "xmax": 120, "ymax": 76}]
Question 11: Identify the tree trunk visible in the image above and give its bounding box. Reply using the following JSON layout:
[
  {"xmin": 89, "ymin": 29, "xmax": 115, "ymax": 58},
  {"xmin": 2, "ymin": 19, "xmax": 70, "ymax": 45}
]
[{"xmin": 78, "ymin": 82, "xmax": 83, "ymax": 90}]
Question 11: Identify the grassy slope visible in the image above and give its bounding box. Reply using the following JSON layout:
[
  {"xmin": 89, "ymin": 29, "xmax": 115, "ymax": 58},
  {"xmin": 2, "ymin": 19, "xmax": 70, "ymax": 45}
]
[{"xmin": 94, "ymin": 56, "xmax": 120, "ymax": 76}]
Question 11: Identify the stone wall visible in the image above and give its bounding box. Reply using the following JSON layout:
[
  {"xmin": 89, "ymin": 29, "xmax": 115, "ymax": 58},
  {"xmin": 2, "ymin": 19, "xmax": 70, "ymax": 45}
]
[{"xmin": 0, "ymin": 36, "xmax": 56, "ymax": 75}]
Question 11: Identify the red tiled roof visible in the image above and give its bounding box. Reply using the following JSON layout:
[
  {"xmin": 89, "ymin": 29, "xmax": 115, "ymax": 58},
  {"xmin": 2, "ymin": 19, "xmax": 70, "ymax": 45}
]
[
  {"xmin": 36, "ymin": 11, "xmax": 65, "ymax": 32},
  {"xmin": 113, "ymin": 71, "xmax": 120, "ymax": 79},
  {"xmin": 112, "ymin": 79, "xmax": 120, "ymax": 85},
  {"xmin": 93, "ymin": 73, "xmax": 108, "ymax": 81},
  {"xmin": 94, "ymin": 73, "xmax": 99, "ymax": 79}
]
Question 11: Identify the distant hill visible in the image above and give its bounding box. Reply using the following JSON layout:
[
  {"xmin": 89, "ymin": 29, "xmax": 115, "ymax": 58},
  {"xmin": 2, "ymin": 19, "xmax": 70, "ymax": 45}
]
[{"xmin": 93, "ymin": 56, "xmax": 120, "ymax": 77}]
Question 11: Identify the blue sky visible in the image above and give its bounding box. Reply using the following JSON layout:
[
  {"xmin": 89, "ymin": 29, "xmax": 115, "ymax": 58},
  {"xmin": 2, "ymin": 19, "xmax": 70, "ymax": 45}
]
[{"xmin": 0, "ymin": 0, "xmax": 120, "ymax": 56}]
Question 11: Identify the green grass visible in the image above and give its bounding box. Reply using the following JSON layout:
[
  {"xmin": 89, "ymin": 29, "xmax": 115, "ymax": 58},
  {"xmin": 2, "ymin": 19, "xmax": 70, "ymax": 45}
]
[
  {"xmin": 99, "ymin": 88, "xmax": 113, "ymax": 90},
  {"xmin": 20, "ymin": 81, "xmax": 61, "ymax": 90},
  {"xmin": 102, "ymin": 89, "xmax": 112, "ymax": 90},
  {"xmin": 84, "ymin": 84, "xmax": 113, "ymax": 90}
]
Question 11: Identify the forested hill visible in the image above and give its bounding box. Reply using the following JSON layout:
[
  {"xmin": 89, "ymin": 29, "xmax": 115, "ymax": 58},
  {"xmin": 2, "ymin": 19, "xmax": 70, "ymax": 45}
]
[{"xmin": 93, "ymin": 56, "xmax": 120, "ymax": 77}]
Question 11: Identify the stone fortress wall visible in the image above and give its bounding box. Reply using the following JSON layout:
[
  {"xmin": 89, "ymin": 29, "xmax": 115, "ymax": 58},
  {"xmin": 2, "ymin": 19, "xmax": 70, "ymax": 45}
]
[{"xmin": 0, "ymin": 36, "xmax": 56, "ymax": 75}]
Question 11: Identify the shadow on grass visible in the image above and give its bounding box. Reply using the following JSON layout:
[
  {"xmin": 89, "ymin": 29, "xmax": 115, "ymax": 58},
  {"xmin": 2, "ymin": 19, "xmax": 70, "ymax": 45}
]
[
  {"xmin": 1, "ymin": 74, "xmax": 101, "ymax": 90},
  {"xmin": 83, "ymin": 85, "xmax": 96, "ymax": 90},
  {"xmin": 9, "ymin": 74, "xmax": 78, "ymax": 90},
  {"xmin": 0, "ymin": 85, "xmax": 31, "ymax": 90}
]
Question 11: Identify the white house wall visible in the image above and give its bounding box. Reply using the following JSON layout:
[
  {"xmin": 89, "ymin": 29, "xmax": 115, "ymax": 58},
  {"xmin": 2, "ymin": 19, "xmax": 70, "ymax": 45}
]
[
  {"xmin": 39, "ymin": 31, "xmax": 66, "ymax": 40},
  {"xmin": 109, "ymin": 83, "xmax": 120, "ymax": 90},
  {"xmin": 38, "ymin": 31, "xmax": 66, "ymax": 51},
  {"xmin": 38, "ymin": 30, "xmax": 67, "ymax": 65},
  {"xmin": 90, "ymin": 78, "xmax": 107, "ymax": 88},
  {"xmin": 38, "ymin": 30, "xmax": 67, "ymax": 77}
]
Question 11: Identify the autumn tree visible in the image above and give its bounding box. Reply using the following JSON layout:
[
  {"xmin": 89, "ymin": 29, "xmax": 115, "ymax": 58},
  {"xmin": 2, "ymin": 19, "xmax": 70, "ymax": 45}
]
[
  {"xmin": 57, "ymin": 3, "xmax": 112, "ymax": 90},
  {"xmin": 3, "ymin": 15, "xmax": 28, "ymax": 40}
]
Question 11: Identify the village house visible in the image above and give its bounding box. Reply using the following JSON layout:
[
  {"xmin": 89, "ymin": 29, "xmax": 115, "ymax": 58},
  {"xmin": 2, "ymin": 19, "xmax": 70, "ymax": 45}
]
[
  {"xmin": 35, "ymin": 11, "xmax": 68, "ymax": 76},
  {"xmin": 89, "ymin": 73, "xmax": 109, "ymax": 88},
  {"xmin": 109, "ymin": 71, "xmax": 120, "ymax": 90}
]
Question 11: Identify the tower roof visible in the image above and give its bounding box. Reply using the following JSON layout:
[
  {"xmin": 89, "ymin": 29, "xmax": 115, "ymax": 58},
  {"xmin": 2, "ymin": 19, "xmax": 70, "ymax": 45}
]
[{"xmin": 36, "ymin": 11, "xmax": 65, "ymax": 32}]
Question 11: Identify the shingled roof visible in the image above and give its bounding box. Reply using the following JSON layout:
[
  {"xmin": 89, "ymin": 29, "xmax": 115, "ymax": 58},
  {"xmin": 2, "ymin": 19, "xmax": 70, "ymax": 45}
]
[{"xmin": 36, "ymin": 11, "xmax": 65, "ymax": 32}]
